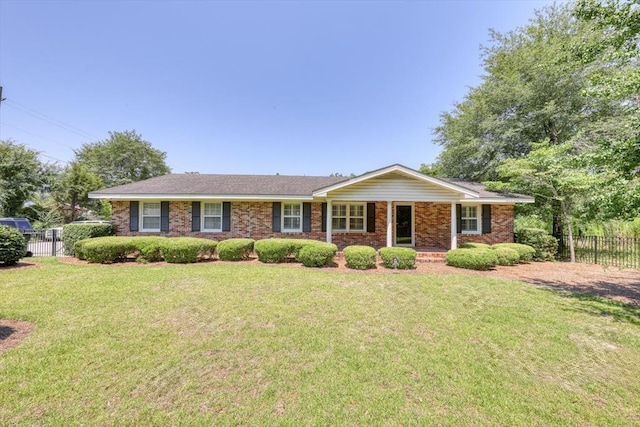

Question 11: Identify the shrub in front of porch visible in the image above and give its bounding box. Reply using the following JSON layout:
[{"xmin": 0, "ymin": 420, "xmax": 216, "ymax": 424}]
[
  {"xmin": 492, "ymin": 243, "xmax": 536, "ymax": 262},
  {"xmin": 343, "ymin": 245, "xmax": 377, "ymax": 270},
  {"xmin": 298, "ymin": 242, "xmax": 337, "ymax": 267},
  {"xmin": 378, "ymin": 247, "xmax": 417, "ymax": 270},
  {"xmin": 217, "ymin": 238, "xmax": 255, "ymax": 261},
  {"xmin": 254, "ymin": 238, "xmax": 295, "ymax": 263},
  {"xmin": 446, "ymin": 248, "xmax": 498, "ymax": 271},
  {"xmin": 492, "ymin": 246, "xmax": 520, "ymax": 266}
]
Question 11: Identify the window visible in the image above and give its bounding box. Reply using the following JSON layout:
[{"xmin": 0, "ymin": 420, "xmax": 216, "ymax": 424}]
[
  {"xmin": 332, "ymin": 203, "xmax": 365, "ymax": 232},
  {"xmin": 282, "ymin": 203, "xmax": 302, "ymax": 232},
  {"xmin": 141, "ymin": 202, "xmax": 161, "ymax": 231},
  {"xmin": 461, "ymin": 205, "xmax": 480, "ymax": 233},
  {"xmin": 202, "ymin": 202, "xmax": 222, "ymax": 231}
]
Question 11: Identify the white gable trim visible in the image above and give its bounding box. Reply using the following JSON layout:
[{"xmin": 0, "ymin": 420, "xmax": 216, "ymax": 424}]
[{"xmin": 312, "ymin": 164, "xmax": 479, "ymax": 198}]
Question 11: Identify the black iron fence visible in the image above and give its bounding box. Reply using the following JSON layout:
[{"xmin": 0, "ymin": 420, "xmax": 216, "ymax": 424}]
[
  {"xmin": 557, "ymin": 235, "xmax": 640, "ymax": 269},
  {"xmin": 25, "ymin": 230, "xmax": 66, "ymax": 257}
]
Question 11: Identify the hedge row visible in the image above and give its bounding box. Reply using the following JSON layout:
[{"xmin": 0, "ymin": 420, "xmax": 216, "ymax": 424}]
[
  {"xmin": 446, "ymin": 242, "xmax": 537, "ymax": 270},
  {"xmin": 76, "ymin": 236, "xmax": 217, "ymax": 263},
  {"xmin": 63, "ymin": 223, "xmax": 114, "ymax": 256}
]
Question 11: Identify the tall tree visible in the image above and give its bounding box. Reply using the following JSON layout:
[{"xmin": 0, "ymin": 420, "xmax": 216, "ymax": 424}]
[
  {"xmin": 75, "ymin": 130, "xmax": 170, "ymax": 187},
  {"xmin": 54, "ymin": 162, "xmax": 103, "ymax": 221},
  {"xmin": 0, "ymin": 140, "xmax": 53, "ymax": 216}
]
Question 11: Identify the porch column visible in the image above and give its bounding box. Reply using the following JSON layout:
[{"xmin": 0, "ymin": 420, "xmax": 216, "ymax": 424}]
[
  {"xmin": 450, "ymin": 202, "xmax": 457, "ymax": 249},
  {"xmin": 386, "ymin": 201, "xmax": 393, "ymax": 247},
  {"xmin": 326, "ymin": 199, "xmax": 332, "ymax": 243}
]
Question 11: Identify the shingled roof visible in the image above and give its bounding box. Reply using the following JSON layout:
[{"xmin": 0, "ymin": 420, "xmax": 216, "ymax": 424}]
[{"xmin": 92, "ymin": 173, "xmax": 348, "ymax": 197}]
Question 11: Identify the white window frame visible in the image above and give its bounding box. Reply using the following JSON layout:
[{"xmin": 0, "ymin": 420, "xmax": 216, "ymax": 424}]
[
  {"xmin": 332, "ymin": 203, "xmax": 366, "ymax": 233},
  {"xmin": 140, "ymin": 201, "xmax": 161, "ymax": 232},
  {"xmin": 461, "ymin": 204, "xmax": 481, "ymax": 234},
  {"xmin": 282, "ymin": 202, "xmax": 302, "ymax": 232},
  {"xmin": 202, "ymin": 202, "xmax": 223, "ymax": 232}
]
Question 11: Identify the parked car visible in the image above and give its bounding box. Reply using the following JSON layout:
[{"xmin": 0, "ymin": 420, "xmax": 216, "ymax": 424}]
[
  {"xmin": 0, "ymin": 217, "xmax": 34, "ymax": 256},
  {"xmin": 45, "ymin": 227, "xmax": 64, "ymax": 240},
  {"xmin": 69, "ymin": 220, "xmax": 112, "ymax": 225}
]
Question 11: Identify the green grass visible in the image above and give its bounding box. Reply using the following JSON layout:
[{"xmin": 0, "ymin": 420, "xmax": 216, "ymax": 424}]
[{"xmin": 1, "ymin": 258, "xmax": 640, "ymax": 425}]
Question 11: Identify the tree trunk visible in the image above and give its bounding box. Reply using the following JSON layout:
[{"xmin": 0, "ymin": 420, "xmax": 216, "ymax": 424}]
[{"xmin": 560, "ymin": 200, "xmax": 575, "ymax": 263}]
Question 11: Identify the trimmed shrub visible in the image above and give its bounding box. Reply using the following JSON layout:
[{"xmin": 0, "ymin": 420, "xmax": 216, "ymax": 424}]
[
  {"xmin": 445, "ymin": 248, "xmax": 498, "ymax": 271},
  {"xmin": 492, "ymin": 243, "xmax": 536, "ymax": 262},
  {"xmin": 516, "ymin": 228, "xmax": 558, "ymax": 261},
  {"xmin": 378, "ymin": 247, "xmax": 417, "ymax": 270},
  {"xmin": 160, "ymin": 237, "xmax": 217, "ymax": 263},
  {"xmin": 492, "ymin": 246, "xmax": 520, "ymax": 266},
  {"xmin": 459, "ymin": 242, "xmax": 491, "ymax": 249},
  {"xmin": 136, "ymin": 237, "xmax": 166, "ymax": 263},
  {"xmin": 289, "ymin": 239, "xmax": 321, "ymax": 259},
  {"xmin": 63, "ymin": 223, "xmax": 113, "ymax": 256},
  {"xmin": 217, "ymin": 238, "xmax": 255, "ymax": 261},
  {"xmin": 343, "ymin": 245, "xmax": 377, "ymax": 270},
  {"xmin": 81, "ymin": 237, "xmax": 138, "ymax": 263},
  {"xmin": 298, "ymin": 242, "xmax": 337, "ymax": 267},
  {"xmin": 254, "ymin": 238, "xmax": 292, "ymax": 263},
  {"xmin": 0, "ymin": 225, "xmax": 27, "ymax": 266}
]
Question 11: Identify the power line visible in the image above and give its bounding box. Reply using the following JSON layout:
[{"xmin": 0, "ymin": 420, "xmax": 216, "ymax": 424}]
[
  {"xmin": 4, "ymin": 99, "xmax": 102, "ymax": 141},
  {"xmin": 0, "ymin": 122, "xmax": 77, "ymax": 151}
]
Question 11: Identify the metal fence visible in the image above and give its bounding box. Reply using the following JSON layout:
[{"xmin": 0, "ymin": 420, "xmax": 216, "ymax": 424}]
[
  {"xmin": 26, "ymin": 230, "xmax": 66, "ymax": 257},
  {"xmin": 557, "ymin": 235, "xmax": 640, "ymax": 269}
]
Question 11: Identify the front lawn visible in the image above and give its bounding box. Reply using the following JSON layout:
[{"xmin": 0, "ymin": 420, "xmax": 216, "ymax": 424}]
[{"xmin": 1, "ymin": 259, "xmax": 639, "ymax": 425}]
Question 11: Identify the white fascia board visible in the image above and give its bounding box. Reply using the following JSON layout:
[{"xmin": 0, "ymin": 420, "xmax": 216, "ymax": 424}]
[
  {"xmin": 312, "ymin": 164, "xmax": 478, "ymax": 198},
  {"xmin": 88, "ymin": 193, "xmax": 315, "ymax": 201},
  {"xmin": 462, "ymin": 197, "xmax": 535, "ymax": 204}
]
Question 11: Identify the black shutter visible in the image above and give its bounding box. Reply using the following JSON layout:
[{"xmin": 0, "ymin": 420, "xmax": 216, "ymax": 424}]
[
  {"xmin": 456, "ymin": 204, "xmax": 462, "ymax": 233},
  {"xmin": 302, "ymin": 202, "xmax": 311, "ymax": 232},
  {"xmin": 160, "ymin": 201, "xmax": 169, "ymax": 232},
  {"xmin": 192, "ymin": 202, "xmax": 201, "ymax": 232},
  {"xmin": 367, "ymin": 203, "xmax": 376, "ymax": 232},
  {"xmin": 321, "ymin": 203, "xmax": 327, "ymax": 232},
  {"xmin": 222, "ymin": 202, "xmax": 231, "ymax": 232},
  {"xmin": 130, "ymin": 201, "xmax": 139, "ymax": 232},
  {"xmin": 482, "ymin": 204, "xmax": 492, "ymax": 234},
  {"xmin": 272, "ymin": 202, "xmax": 281, "ymax": 232}
]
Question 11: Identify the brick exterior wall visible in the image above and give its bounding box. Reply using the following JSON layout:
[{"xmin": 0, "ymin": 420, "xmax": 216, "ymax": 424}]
[{"xmin": 111, "ymin": 201, "xmax": 514, "ymax": 250}]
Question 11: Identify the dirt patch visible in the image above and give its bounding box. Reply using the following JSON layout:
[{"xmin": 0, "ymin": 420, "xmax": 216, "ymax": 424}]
[{"xmin": 0, "ymin": 320, "xmax": 35, "ymax": 354}]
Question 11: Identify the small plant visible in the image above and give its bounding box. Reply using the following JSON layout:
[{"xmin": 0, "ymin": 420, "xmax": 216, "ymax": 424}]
[
  {"xmin": 492, "ymin": 243, "xmax": 536, "ymax": 262},
  {"xmin": 63, "ymin": 223, "xmax": 113, "ymax": 256},
  {"xmin": 459, "ymin": 242, "xmax": 491, "ymax": 249},
  {"xmin": 343, "ymin": 245, "xmax": 377, "ymax": 270},
  {"xmin": 492, "ymin": 246, "xmax": 520, "ymax": 266},
  {"xmin": 0, "ymin": 225, "xmax": 27, "ymax": 266},
  {"xmin": 297, "ymin": 242, "xmax": 337, "ymax": 267},
  {"xmin": 254, "ymin": 239, "xmax": 292, "ymax": 263},
  {"xmin": 378, "ymin": 247, "xmax": 417, "ymax": 269},
  {"xmin": 217, "ymin": 238, "xmax": 255, "ymax": 261},
  {"xmin": 160, "ymin": 237, "xmax": 217, "ymax": 263},
  {"xmin": 446, "ymin": 248, "xmax": 498, "ymax": 271},
  {"xmin": 515, "ymin": 228, "xmax": 558, "ymax": 261},
  {"xmin": 80, "ymin": 237, "xmax": 138, "ymax": 263}
]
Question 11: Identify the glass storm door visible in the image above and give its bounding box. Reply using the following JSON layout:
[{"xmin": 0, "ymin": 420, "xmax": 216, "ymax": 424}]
[{"xmin": 395, "ymin": 205, "xmax": 413, "ymax": 245}]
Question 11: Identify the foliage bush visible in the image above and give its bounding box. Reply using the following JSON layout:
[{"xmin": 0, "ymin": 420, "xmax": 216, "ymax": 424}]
[
  {"xmin": 459, "ymin": 242, "xmax": 491, "ymax": 249},
  {"xmin": 63, "ymin": 223, "xmax": 113, "ymax": 256},
  {"xmin": 297, "ymin": 242, "xmax": 337, "ymax": 267},
  {"xmin": 80, "ymin": 237, "xmax": 138, "ymax": 263},
  {"xmin": 445, "ymin": 248, "xmax": 498, "ymax": 271},
  {"xmin": 343, "ymin": 245, "xmax": 377, "ymax": 270},
  {"xmin": 254, "ymin": 239, "xmax": 292, "ymax": 263},
  {"xmin": 516, "ymin": 228, "xmax": 558, "ymax": 261},
  {"xmin": 289, "ymin": 239, "xmax": 321, "ymax": 259},
  {"xmin": 0, "ymin": 225, "xmax": 27, "ymax": 266},
  {"xmin": 160, "ymin": 237, "xmax": 217, "ymax": 263},
  {"xmin": 491, "ymin": 243, "xmax": 536, "ymax": 262},
  {"xmin": 217, "ymin": 238, "xmax": 255, "ymax": 261},
  {"xmin": 135, "ymin": 237, "xmax": 166, "ymax": 263},
  {"xmin": 492, "ymin": 246, "xmax": 520, "ymax": 266},
  {"xmin": 378, "ymin": 247, "xmax": 417, "ymax": 269}
]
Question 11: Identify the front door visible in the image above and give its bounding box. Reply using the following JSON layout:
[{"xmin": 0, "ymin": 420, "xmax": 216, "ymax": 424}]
[{"xmin": 395, "ymin": 205, "xmax": 413, "ymax": 246}]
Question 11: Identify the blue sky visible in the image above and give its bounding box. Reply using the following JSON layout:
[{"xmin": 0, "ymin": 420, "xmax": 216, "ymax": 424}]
[{"xmin": 0, "ymin": 0, "xmax": 560, "ymax": 176}]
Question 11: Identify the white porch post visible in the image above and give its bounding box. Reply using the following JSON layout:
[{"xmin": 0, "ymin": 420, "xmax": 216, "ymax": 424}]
[
  {"xmin": 450, "ymin": 202, "xmax": 457, "ymax": 249},
  {"xmin": 386, "ymin": 201, "xmax": 393, "ymax": 247},
  {"xmin": 326, "ymin": 199, "xmax": 332, "ymax": 243}
]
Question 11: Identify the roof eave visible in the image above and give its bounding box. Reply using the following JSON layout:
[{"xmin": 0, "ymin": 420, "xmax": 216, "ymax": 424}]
[{"xmin": 88, "ymin": 193, "xmax": 315, "ymax": 201}]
